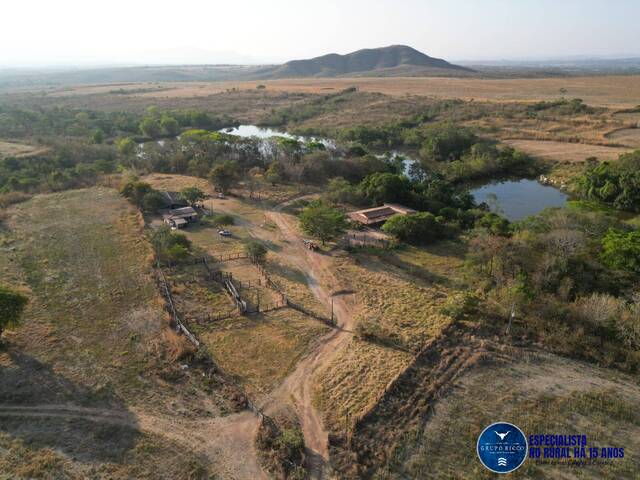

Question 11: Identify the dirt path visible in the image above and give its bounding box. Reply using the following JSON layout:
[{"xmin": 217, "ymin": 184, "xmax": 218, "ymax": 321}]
[
  {"xmin": 258, "ymin": 206, "xmax": 356, "ymax": 479},
  {"xmin": 0, "ymin": 404, "xmax": 266, "ymax": 480}
]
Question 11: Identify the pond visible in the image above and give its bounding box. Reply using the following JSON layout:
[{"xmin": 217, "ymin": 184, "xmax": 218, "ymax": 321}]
[
  {"xmin": 220, "ymin": 124, "xmax": 334, "ymax": 147},
  {"xmin": 471, "ymin": 179, "xmax": 568, "ymax": 221}
]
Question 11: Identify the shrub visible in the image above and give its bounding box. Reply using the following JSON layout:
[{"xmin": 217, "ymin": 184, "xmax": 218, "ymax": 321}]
[
  {"xmin": 245, "ymin": 241, "xmax": 267, "ymax": 264},
  {"xmin": 573, "ymin": 293, "xmax": 622, "ymax": 337},
  {"xmin": 141, "ymin": 191, "xmax": 166, "ymax": 212},
  {"xmin": 0, "ymin": 285, "xmax": 28, "ymax": 337},
  {"xmin": 211, "ymin": 214, "xmax": 234, "ymax": 226},
  {"xmin": 601, "ymin": 229, "xmax": 640, "ymax": 273},
  {"xmin": 150, "ymin": 225, "xmax": 191, "ymax": 264},
  {"xmin": 441, "ymin": 293, "xmax": 481, "ymax": 321}
]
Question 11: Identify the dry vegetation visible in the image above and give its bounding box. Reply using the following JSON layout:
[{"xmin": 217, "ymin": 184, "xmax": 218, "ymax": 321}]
[
  {"xmin": 504, "ymin": 139, "xmax": 631, "ymax": 162},
  {"xmin": 143, "ymin": 174, "xmax": 331, "ymax": 397},
  {"xmin": 378, "ymin": 352, "xmax": 640, "ymax": 479},
  {"xmin": 0, "ymin": 188, "xmax": 237, "ymax": 478},
  {"xmin": 36, "ymin": 75, "xmax": 640, "ymax": 108},
  {"xmin": 0, "ymin": 140, "xmax": 48, "ymax": 159},
  {"xmin": 314, "ymin": 242, "xmax": 466, "ymax": 435}
]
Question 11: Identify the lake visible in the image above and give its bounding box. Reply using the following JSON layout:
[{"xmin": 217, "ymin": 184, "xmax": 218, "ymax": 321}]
[{"xmin": 471, "ymin": 179, "xmax": 568, "ymax": 221}]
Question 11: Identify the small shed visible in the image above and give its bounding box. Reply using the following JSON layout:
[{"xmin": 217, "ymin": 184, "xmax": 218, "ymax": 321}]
[
  {"xmin": 163, "ymin": 206, "xmax": 198, "ymax": 228},
  {"xmin": 348, "ymin": 203, "xmax": 417, "ymax": 226}
]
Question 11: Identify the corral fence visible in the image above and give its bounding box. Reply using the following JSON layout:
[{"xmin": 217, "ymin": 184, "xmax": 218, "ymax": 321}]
[
  {"xmin": 212, "ymin": 251, "xmax": 248, "ymax": 262},
  {"xmin": 156, "ymin": 266, "xmax": 200, "ymax": 348},
  {"xmin": 346, "ymin": 233, "xmax": 391, "ymax": 249}
]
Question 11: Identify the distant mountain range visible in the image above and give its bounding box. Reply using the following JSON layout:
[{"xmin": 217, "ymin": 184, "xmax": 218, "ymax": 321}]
[{"xmin": 255, "ymin": 45, "xmax": 473, "ymax": 78}]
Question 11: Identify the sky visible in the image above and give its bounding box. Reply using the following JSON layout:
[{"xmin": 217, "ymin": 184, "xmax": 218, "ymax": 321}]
[{"xmin": 2, "ymin": 0, "xmax": 639, "ymax": 67}]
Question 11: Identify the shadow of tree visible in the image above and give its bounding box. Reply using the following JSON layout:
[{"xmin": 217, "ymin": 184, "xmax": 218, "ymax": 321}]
[
  {"xmin": 0, "ymin": 348, "xmax": 140, "ymax": 463},
  {"xmin": 266, "ymin": 261, "xmax": 306, "ymax": 284}
]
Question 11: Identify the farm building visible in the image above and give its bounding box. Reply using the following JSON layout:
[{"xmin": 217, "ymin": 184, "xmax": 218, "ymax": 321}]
[
  {"xmin": 159, "ymin": 191, "xmax": 188, "ymax": 209},
  {"xmin": 163, "ymin": 206, "xmax": 198, "ymax": 228},
  {"xmin": 348, "ymin": 203, "xmax": 416, "ymax": 226}
]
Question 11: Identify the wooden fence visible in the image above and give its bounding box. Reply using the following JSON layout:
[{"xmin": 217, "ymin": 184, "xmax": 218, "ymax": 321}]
[
  {"xmin": 346, "ymin": 233, "xmax": 391, "ymax": 249},
  {"xmin": 212, "ymin": 251, "xmax": 248, "ymax": 262},
  {"xmin": 156, "ymin": 267, "xmax": 200, "ymax": 348}
]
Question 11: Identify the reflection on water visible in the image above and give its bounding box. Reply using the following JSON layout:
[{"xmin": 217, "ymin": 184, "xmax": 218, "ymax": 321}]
[
  {"xmin": 471, "ymin": 179, "xmax": 568, "ymax": 220},
  {"xmin": 220, "ymin": 124, "xmax": 334, "ymax": 147}
]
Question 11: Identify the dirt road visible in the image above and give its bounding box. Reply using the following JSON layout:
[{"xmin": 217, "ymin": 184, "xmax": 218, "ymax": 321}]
[{"xmin": 259, "ymin": 207, "xmax": 356, "ymax": 479}]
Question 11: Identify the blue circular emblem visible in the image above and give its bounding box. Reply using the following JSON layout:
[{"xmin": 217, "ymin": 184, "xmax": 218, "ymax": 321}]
[{"xmin": 477, "ymin": 421, "xmax": 528, "ymax": 473}]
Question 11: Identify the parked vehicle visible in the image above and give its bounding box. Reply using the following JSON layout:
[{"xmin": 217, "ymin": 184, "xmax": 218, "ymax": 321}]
[
  {"xmin": 303, "ymin": 239, "xmax": 318, "ymax": 251},
  {"xmin": 218, "ymin": 230, "xmax": 232, "ymax": 237}
]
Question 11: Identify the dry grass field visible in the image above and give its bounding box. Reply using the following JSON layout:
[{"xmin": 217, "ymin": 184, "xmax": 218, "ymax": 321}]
[
  {"xmin": 504, "ymin": 139, "xmax": 631, "ymax": 162},
  {"xmin": 0, "ymin": 140, "xmax": 48, "ymax": 158},
  {"xmin": 40, "ymin": 75, "xmax": 640, "ymax": 108},
  {"xmin": 0, "ymin": 188, "xmax": 230, "ymax": 478},
  {"xmin": 605, "ymin": 127, "xmax": 640, "ymax": 148},
  {"xmin": 198, "ymin": 310, "xmax": 328, "ymax": 396},
  {"xmin": 382, "ymin": 352, "xmax": 640, "ymax": 479},
  {"xmin": 314, "ymin": 242, "xmax": 465, "ymax": 434}
]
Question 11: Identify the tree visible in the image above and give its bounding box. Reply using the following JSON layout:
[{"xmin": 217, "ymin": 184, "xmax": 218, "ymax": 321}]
[
  {"xmin": 601, "ymin": 228, "xmax": 640, "ymax": 273},
  {"xmin": 246, "ymin": 167, "xmax": 263, "ymax": 198},
  {"xmin": 382, "ymin": 212, "xmax": 444, "ymax": 244},
  {"xmin": 140, "ymin": 117, "xmax": 161, "ymax": 139},
  {"xmin": 299, "ymin": 201, "xmax": 349, "ymax": 245},
  {"xmin": 92, "ymin": 128, "xmax": 105, "ymax": 144},
  {"xmin": 160, "ymin": 115, "xmax": 180, "ymax": 136},
  {"xmin": 117, "ymin": 137, "xmax": 136, "ymax": 156},
  {"xmin": 358, "ymin": 172, "xmax": 411, "ymax": 205},
  {"xmin": 120, "ymin": 181, "xmax": 153, "ymax": 207},
  {"xmin": 419, "ymin": 123, "xmax": 477, "ymax": 162},
  {"xmin": 265, "ymin": 162, "xmax": 284, "ymax": 185},
  {"xmin": 150, "ymin": 225, "xmax": 192, "ymax": 264},
  {"xmin": 245, "ymin": 240, "xmax": 268, "ymax": 264},
  {"xmin": 208, "ymin": 160, "xmax": 238, "ymax": 193},
  {"xmin": 142, "ymin": 190, "xmax": 166, "ymax": 212},
  {"xmin": 180, "ymin": 186, "xmax": 205, "ymax": 205},
  {"xmin": 0, "ymin": 286, "xmax": 28, "ymax": 338}
]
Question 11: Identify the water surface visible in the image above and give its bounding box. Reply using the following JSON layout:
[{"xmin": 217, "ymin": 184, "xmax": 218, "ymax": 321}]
[{"xmin": 471, "ymin": 179, "xmax": 568, "ymax": 220}]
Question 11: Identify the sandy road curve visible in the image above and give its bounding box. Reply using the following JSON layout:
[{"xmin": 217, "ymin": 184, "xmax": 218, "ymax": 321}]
[{"xmin": 258, "ymin": 205, "xmax": 356, "ymax": 479}]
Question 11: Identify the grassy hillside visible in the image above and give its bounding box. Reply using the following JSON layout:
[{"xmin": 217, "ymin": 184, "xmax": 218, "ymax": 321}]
[
  {"xmin": 260, "ymin": 45, "xmax": 473, "ymax": 78},
  {"xmin": 377, "ymin": 352, "xmax": 640, "ymax": 479},
  {"xmin": 0, "ymin": 188, "xmax": 235, "ymax": 478}
]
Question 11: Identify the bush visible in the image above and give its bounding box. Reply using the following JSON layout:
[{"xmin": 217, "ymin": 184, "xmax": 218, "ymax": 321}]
[
  {"xmin": 150, "ymin": 225, "xmax": 192, "ymax": 264},
  {"xmin": 441, "ymin": 293, "xmax": 481, "ymax": 321},
  {"xmin": 141, "ymin": 191, "xmax": 166, "ymax": 212},
  {"xmin": 0, "ymin": 285, "xmax": 28, "ymax": 337},
  {"xmin": 601, "ymin": 229, "xmax": 640, "ymax": 273},
  {"xmin": 245, "ymin": 241, "xmax": 267, "ymax": 264},
  {"xmin": 211, "ymin": 214, "xmax": 234, "ymax": 226}
]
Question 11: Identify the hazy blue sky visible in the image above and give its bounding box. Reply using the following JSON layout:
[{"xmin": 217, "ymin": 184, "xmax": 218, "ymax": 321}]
[{"xmin": 2, "ymin": 0, "xmax": 639, "ymax": 66}]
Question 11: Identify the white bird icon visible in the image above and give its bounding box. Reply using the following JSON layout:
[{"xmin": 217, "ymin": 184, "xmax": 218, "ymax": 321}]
[{"xmin": 495, "ymin": 431, "xmax": 510, "ymax": 441}]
